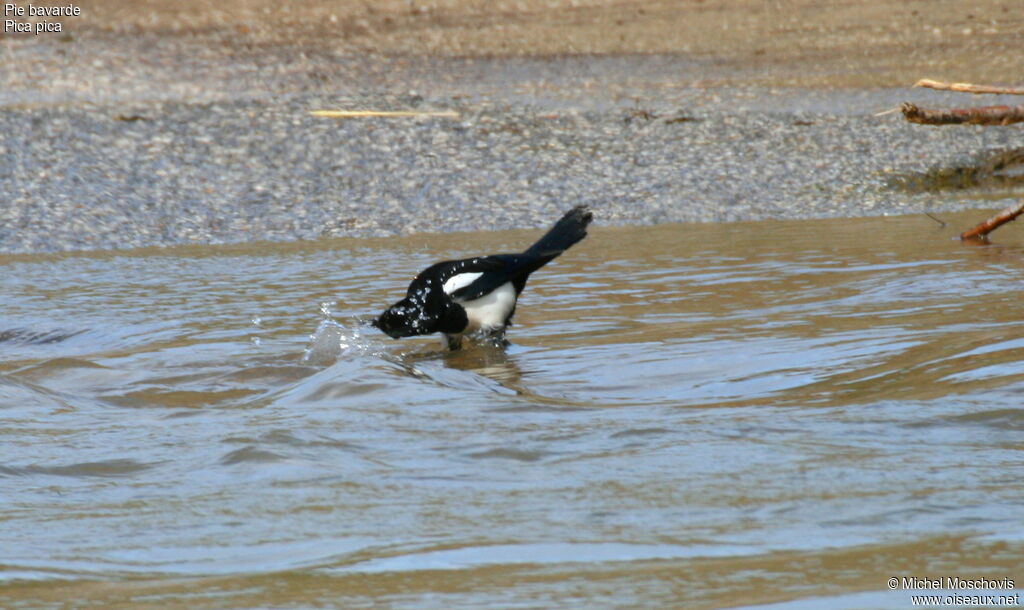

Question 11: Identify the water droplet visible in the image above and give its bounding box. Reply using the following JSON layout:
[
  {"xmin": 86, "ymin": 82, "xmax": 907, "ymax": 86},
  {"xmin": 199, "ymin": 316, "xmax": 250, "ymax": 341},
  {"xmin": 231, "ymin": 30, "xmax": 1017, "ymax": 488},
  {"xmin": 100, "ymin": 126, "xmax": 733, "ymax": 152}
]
[{"xmin": 319, "ymin": 301, "xmax": 337, "ymax": 317}]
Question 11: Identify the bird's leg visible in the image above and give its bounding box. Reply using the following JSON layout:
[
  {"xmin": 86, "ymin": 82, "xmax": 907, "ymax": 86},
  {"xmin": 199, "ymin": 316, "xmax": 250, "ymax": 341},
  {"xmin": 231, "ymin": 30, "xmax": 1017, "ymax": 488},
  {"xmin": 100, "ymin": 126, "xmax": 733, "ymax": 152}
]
[{"xmin": 485, "ymin": 329, "xmax": 510, "ymax": 349}]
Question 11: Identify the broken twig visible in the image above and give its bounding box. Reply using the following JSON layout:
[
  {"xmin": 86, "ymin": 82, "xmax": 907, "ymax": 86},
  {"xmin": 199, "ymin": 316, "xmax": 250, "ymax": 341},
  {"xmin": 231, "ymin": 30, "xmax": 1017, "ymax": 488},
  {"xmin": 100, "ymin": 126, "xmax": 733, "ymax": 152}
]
[
  {"xmin": 924, "ymin": 212, "xmax": 947, "ymax": 228},
  {"xmin": 959, "ymin": 202, "xmax": 1024, "ymax": 241},
  {"xmin": 914, "ymin": 79, "xmax": 1024, "ymax": 96},
  {"xmin": 901, "ymin": 102, "xmax": 1024, "ymax": 126}
]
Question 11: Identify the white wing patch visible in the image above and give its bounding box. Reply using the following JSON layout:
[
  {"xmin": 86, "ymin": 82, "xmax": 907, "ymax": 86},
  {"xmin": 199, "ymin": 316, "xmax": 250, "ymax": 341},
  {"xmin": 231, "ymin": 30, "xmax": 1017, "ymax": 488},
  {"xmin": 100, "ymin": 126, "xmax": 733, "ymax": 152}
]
[
  {"xmin": 442, "ymin": 272, "xmax": 516, "ymax": 333},
  {"xmin": 443, "ymin": 272, "xmax": 483, "ymax": 295}
]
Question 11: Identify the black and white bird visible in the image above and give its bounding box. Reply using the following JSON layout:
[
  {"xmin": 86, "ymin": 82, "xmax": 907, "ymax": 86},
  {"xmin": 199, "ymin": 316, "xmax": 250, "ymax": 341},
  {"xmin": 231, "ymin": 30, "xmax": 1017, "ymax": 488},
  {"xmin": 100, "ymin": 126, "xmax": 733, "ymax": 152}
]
[{"xmin": 373, "ymin": 205, "xmax": 593, "ymax": 349}]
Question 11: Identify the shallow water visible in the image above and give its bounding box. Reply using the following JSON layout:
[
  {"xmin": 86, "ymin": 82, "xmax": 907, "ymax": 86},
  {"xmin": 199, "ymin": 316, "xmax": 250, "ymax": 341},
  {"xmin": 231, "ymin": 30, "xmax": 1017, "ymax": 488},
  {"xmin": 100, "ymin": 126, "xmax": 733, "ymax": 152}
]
[{"xmin": 2, "ymin": 212, "xmax": 1023, "ymax": 608}]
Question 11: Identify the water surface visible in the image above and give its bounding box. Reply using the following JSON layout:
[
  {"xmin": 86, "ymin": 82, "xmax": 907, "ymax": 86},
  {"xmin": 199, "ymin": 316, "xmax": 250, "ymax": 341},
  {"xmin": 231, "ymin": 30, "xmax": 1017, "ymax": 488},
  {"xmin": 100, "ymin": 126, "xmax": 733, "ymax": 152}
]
[{"xmin": 2, "ymin": 213, "xmax": 1023, "ymax": 608}]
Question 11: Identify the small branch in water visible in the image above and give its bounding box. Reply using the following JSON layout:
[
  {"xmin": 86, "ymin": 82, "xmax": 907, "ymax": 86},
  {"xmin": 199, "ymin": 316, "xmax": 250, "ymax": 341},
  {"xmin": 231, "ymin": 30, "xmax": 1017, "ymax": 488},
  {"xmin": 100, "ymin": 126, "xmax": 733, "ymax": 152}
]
[
  {"xmin": 914, "ymin": 79, "xmax": 1024, "ymax": 96},
  {"xmin": 960, "ymin": 202, "xmax": 1024, "ymax": 241},
  {"xmin": 901, "ymin": 102, "xmax": 1024, "ymax": 126},
  {"xmin": 924, "ymin": 212, "xmax": 947, "ymax": 228}
]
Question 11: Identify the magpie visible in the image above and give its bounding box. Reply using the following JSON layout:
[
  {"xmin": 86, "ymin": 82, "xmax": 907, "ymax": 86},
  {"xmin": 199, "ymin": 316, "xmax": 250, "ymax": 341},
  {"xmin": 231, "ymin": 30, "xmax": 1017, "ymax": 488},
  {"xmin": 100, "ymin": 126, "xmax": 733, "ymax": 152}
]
[{"xmin": 373, "ymin": 205, "xmax": 593, "ymax": 350}]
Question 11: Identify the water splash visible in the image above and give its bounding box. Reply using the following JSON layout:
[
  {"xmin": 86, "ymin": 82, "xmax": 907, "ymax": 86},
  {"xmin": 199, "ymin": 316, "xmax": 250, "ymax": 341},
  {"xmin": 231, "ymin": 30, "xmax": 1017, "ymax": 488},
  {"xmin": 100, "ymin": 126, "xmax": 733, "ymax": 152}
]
[{"xmin": 302, "ymin": 318, "xmax": 380, "ymax": 364}]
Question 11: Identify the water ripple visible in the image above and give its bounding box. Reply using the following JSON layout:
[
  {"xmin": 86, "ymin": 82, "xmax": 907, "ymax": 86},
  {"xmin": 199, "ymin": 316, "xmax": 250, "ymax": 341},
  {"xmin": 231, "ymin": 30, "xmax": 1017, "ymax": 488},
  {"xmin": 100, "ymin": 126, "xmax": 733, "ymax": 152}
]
[{"xmin": 3, "ymin": 216, "xmax": 1024, "ymax": 606}]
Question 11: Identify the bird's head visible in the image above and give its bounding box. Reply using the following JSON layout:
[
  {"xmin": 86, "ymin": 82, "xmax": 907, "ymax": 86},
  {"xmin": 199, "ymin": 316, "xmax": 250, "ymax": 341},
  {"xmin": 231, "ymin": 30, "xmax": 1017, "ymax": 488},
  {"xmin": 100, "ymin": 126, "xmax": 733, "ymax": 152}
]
[
  {"xmin": 372, "ymin": 289, "xmax": 469, "ymax": 339},
  {"xmin": 372, "ymin": 298, "xmax": 429, "ymax": 339}
]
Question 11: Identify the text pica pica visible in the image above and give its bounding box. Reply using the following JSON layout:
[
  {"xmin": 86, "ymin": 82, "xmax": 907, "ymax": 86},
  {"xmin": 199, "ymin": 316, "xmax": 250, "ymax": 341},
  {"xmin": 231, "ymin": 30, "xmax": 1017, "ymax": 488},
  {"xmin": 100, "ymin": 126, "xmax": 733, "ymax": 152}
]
[{"xmin": 373, "ymin": 205, "xmax": 593, "ymax": 349}]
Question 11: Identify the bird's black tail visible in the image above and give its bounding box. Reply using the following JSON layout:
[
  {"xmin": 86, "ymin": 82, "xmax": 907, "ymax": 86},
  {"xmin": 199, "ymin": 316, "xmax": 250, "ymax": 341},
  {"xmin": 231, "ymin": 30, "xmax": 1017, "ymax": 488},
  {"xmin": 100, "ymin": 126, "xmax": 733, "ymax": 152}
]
[{"xmin": 522, "ymin": 205, "xmax": 593, "ymax": 261}]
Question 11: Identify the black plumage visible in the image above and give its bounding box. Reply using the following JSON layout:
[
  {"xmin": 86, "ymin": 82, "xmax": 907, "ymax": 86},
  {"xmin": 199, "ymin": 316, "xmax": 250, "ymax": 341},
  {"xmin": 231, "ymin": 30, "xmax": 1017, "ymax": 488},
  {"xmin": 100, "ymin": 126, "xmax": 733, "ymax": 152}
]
[{"xmin": 373, "ymin": 205, "xmax": 593, "ymax": 349}]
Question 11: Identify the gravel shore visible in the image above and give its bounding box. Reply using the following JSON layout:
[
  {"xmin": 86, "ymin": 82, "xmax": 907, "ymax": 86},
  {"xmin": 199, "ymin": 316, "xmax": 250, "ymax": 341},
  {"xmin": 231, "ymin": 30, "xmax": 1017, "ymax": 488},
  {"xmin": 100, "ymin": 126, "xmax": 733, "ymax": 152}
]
[
  {"xmin": 2, "ymin": 1, "xmax": 1022, "ymax": 253},
  {"xmin": 3, "ymin": 81, "xmax": 1021, "ymax": 253}
]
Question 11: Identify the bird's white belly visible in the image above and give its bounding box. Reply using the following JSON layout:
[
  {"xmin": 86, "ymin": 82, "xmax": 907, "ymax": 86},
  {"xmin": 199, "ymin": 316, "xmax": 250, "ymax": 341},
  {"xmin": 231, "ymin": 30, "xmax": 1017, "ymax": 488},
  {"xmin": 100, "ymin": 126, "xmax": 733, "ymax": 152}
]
[
  {"xmin": 442, "ymin": 272, "xmax": 517, "ymax": 333},
  {"xmin": 459, "ymin": 282, "xmax": 516, "ymax": 332}
]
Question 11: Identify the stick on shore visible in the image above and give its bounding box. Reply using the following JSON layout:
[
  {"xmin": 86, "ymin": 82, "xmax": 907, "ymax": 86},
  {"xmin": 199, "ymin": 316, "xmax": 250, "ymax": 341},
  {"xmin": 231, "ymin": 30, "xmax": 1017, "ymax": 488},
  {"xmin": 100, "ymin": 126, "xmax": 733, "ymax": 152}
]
[
  {"xmin": 914, "ymin": 79, "xmax": 1024, "ymax": 96},
  {"xmin": 310, "ymin": 110, "xmax": 460, "ymax": 119},
  {"xmin": 900, "ymin": 102, "xmax": 1024, "ymax": 126}
]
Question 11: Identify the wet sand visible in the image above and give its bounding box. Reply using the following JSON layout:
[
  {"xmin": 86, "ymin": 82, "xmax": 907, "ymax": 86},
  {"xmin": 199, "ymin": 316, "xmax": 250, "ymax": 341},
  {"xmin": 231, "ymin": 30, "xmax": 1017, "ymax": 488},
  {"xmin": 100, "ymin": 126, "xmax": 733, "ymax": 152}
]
[
  {"xmin": 1, "ymin": 1, "xmax": 1023, "ymax": 252},
  {"xmin": 5, "ymin": 0, "xmax": 1023, "ymax": 96}
]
